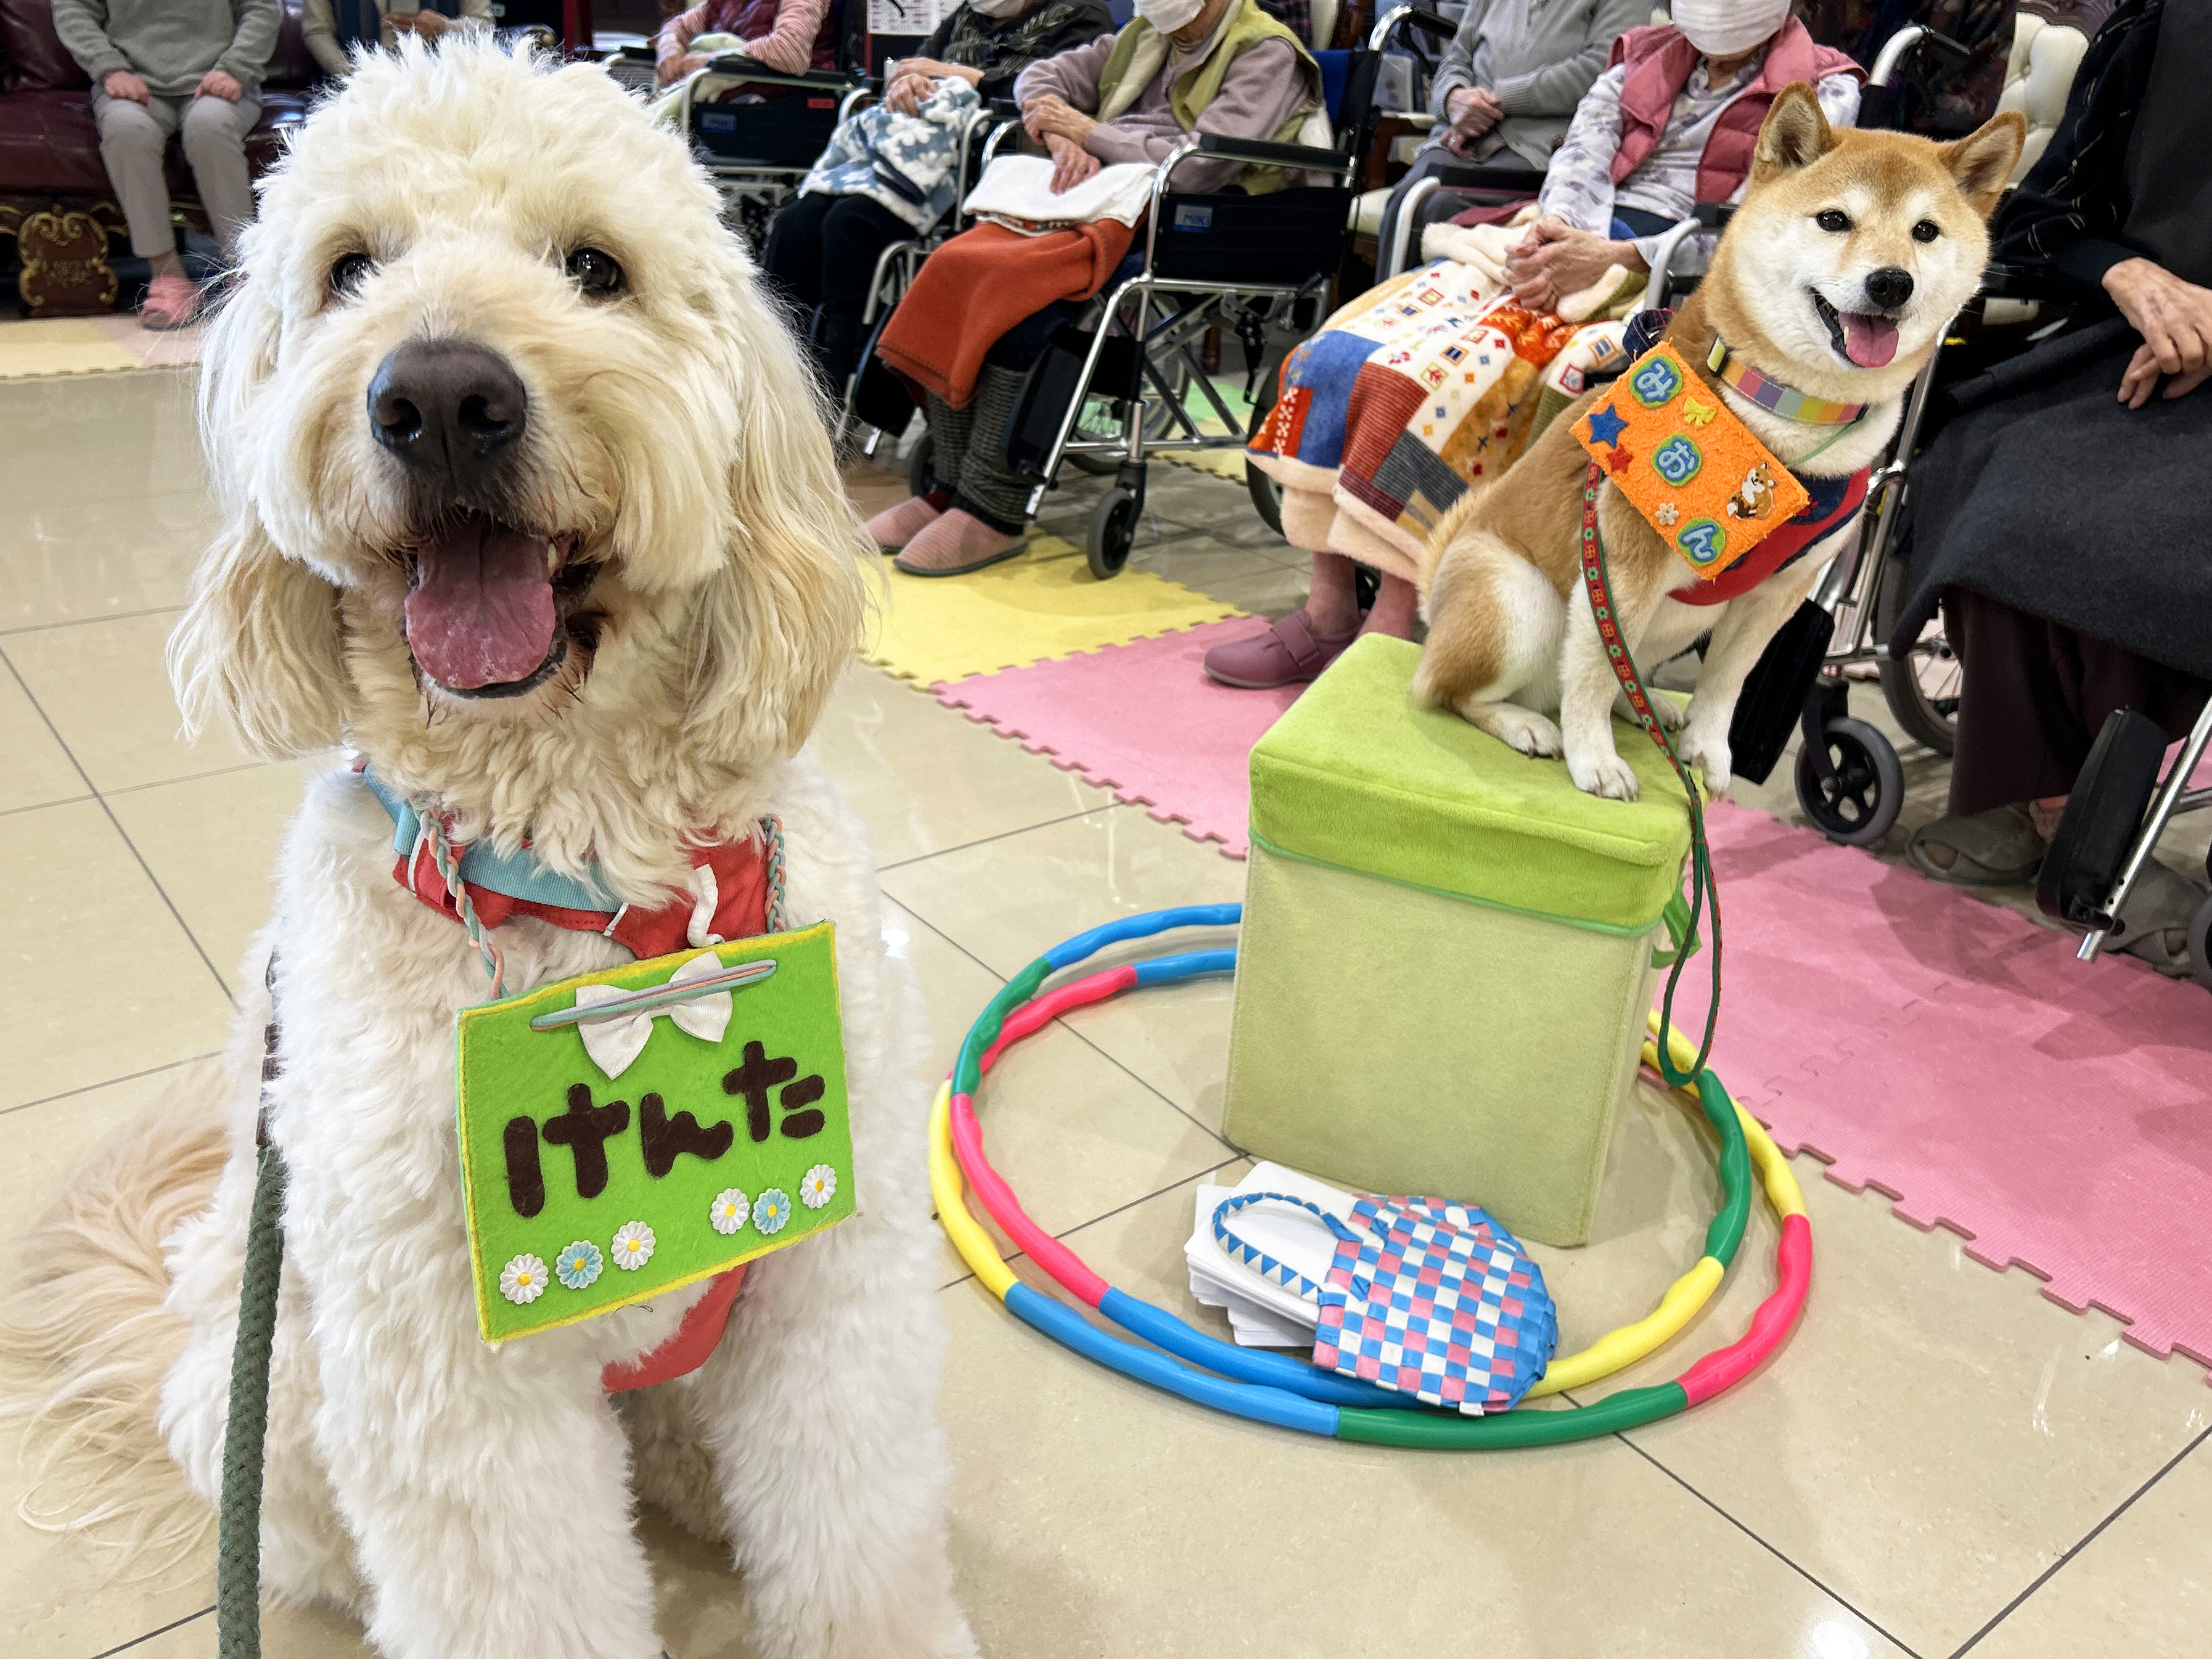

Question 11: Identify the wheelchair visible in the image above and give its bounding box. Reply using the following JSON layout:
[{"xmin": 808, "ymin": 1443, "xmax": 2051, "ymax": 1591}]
[
  {"xmin": 842, "ymin": 33, "xmax": 1383, "ymax": 580},
  {"xmin": 610, "ymin": 20, "xmax": 868, "ymax": 251}
]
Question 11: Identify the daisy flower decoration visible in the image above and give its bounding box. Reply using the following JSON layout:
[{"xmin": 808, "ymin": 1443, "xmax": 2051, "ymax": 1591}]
[
  {"xmin": 610, "ymin": 1221, "xmax": 657, "ymax": 1272},
  {"xmin": 499, "ymin": 1254, "xmax": 549, "ymax": 1305},
  {"xmin": 798, "ymin": 1164, "xmax": 838, "ymax": 1210},
  {"xmin": 753, "ymin": 1188, "xmax": 792, "ymax": 1235},
  {"xmin": 555, "ymin": 1240, "xmax": 602, "ymax": 1291},
  {"xmin": 709, "ymin": 1188, "xmax": 750, "ymax": 1236}
]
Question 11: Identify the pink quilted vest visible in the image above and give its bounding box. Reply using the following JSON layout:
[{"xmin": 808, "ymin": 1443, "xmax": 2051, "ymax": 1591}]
[{"xmin": 1608, "ymin": 21, "xmax": 1865, "ymax": 207}]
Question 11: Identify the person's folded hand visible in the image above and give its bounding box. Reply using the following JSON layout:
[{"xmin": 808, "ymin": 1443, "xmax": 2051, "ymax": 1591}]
[
  {"xmin": 103, "ymin": 70, "xmax": 152, "ymax": 106},
  {"xmin": 1445, "ymin": 86, "xmax": 1503, "ymax": 149},
  {"xmin": 887, "ymin": 70, "xmax": 935, "ymax": 115},
  {"xmin": 1024, "ymin": 92, "xmax": 1096, "ymax": 147},
  {"xmin": 658, "ymin": 51, "xmax": 710, "ymax": 87},
  {"xmin": 2105, "ymin": 258, "xmax": 2212, "ymax": 408},
  {"xmin": 196, "ymin": 68, "xmax": 242, "ymax": 103},
  {"xmin": 1046, "ymin": 132, "xmax": 1100, "ymax": 195}
]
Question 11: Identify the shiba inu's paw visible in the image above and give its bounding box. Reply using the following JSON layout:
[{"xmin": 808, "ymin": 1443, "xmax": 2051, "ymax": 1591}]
[
  {"xmin": 1618, "ymin": 689, "xmax": 1687, "ymax": 731},
  {"xmin": 1680, "ymin": 725, "xmax": 1732, "ymax": 797},
  {"xmin": 1569, "ymin": 747, "xmax": 1641, "ymax": 801},
  {"xmin": 1462, "ymin": 699, "xmax": 1563, "ymax": 758}
]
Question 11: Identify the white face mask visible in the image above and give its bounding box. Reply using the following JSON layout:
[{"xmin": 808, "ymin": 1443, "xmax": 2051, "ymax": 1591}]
[
  {"xmin": 1134, "ymin": 0, "xmax": 1207, "ymax": 35},
  {"xmin": 1669, "ymin": 0, "xmax": 1790, "ymax": 58},
  {"xmin": 965, "ymin": 0, "xmax": 1025, "ymax": 17}
]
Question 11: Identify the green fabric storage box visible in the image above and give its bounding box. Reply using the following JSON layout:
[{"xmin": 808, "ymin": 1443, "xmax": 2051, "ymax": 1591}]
[{"xmin": 1221, "ymin": 636, "xmax": 1694, "ymax": 1248}]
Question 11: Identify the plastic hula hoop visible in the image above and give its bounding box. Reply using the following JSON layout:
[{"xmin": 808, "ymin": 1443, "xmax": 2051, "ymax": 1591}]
[{"xmin": 929, "ymin": 904, "xmax": 1811, "ymax": 1446}]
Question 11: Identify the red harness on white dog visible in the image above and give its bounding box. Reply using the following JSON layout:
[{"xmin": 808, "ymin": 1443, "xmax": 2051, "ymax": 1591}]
[{"xmin": 362, "ymin": 766, "xmax": 767, "ymax": 1391}]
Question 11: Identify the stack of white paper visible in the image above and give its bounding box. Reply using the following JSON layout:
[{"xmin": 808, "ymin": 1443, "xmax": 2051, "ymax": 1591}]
[{"xmin": 1184, "ymin": 1162, "xmax": 1361, "ymax": 1349}]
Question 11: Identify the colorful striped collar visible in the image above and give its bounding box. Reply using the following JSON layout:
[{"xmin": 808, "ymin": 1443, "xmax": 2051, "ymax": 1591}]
[{"xmin": 1705, "ymin": 338, "xmax": 1866, "ymax": 426}]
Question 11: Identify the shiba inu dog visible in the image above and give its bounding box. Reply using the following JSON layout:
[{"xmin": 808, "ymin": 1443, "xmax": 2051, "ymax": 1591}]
[{"xmin": 1414, "ymin": 85, "xmax": 2024, "ymax": 800}]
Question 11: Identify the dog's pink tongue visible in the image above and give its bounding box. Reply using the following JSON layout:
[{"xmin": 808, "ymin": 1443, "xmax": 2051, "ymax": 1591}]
[
  {"xmin": 403, "ymin": 519, "xmax": 555, "ymax": 690},
  {"xmin": 1841, "ymin": 312, "xmax": 1900, "ymax": 368}
]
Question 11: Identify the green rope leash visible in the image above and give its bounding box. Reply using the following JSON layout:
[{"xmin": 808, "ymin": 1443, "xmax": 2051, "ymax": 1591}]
[{"xmin": 218, "ymin": 1142, "xmax": 285, "ymax": 1659}]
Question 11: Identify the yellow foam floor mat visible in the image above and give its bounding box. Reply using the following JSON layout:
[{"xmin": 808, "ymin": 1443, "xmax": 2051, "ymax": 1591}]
[
  {"xmin": 0, "ymin": 314, "xmax": 202, "ymax": 379},
  {"xmin": 862, "ymin": 535, "xmax": 1243, "ymax": 686}
]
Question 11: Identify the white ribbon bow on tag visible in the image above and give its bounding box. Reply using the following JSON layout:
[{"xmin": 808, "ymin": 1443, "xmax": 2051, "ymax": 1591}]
[{"xmin": 575, "ymin": 951, "xmax": 734, "ymax": 1080}]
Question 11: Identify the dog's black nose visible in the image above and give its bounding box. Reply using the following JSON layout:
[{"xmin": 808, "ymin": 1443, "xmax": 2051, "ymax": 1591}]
[
  {"xmin": 1862, "ymin": 266, "xmax": 1914, "ymax": 311},
  {"xmin": 367, "ymin": 340, "xmax": 528, "ymax": 481}
]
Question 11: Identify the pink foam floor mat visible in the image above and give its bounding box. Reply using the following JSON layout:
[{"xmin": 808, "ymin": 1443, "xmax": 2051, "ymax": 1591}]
[
  {"xmin": 1669, "ymin": 802, "xmax": 2212, "ymax": 1374},
  {"xmin": 933, "ymin": 618, "xmax": 1300, "ymax": 856}
]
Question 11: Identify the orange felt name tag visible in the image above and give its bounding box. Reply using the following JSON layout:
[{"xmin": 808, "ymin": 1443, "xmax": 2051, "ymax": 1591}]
[{"xmin": 1571, "ymin": 343, "xmax": 1809, "ymax": 582}]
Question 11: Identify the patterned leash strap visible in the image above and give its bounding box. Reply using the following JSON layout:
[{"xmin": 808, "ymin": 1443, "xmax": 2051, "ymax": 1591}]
[
  {"xmin": 216, "ymin": 810, "xmax": 787, "ymax": 1657},
  {"xmin": 1579, "ymin": 459, "xmax": 1721, "ymax": 1086}
]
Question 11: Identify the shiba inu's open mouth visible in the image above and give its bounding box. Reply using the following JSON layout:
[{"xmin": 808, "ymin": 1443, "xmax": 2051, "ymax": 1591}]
[
  {"xmin": 399, "ymin": 516, "xmax": 600, "ymax": 698},
  {"xmin": 1810, "ymin": 291, "xmax": 1901, "ymax": 369}
]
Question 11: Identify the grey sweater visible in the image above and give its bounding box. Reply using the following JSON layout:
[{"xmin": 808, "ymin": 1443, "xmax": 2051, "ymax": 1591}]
[
  {"xmin": 54, "ymin": 0, "xmax": 281, "ymax": 97},
  {"xmin": 1425, "ymin": 0, "xmax": 1647, "ymax": 171}
]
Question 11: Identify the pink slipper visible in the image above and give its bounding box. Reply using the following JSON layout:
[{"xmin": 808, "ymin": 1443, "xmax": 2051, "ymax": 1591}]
[
  {"xmin": 139, "ymin": 272, "xmax": 202, "ymax": 331},
  {"xmin": 1202, "ymin": 607, "xmax": 1359, "ymax": 689},
  {"xmin": 863, "ymin": 495, "xmax": 944, "ymax": 553},
  {"xmin": 893, "ymin": 508, "xmax": 1026, "ymax": 577}
]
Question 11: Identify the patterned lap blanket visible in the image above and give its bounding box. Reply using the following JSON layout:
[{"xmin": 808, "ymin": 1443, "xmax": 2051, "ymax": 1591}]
[{"xmin": 1247, "ymin": 260, "xmax": 1631, "ymax": 583}]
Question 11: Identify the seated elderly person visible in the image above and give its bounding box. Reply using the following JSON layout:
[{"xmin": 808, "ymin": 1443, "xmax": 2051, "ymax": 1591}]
[
  {"xmin": 1890, "ymin": 0, "xmax": 2210, "ymax": 973},
  {"xmin": 761, "ymin": 0, "xmax": 1114, "ymax": 399},
  {"xmin": 863, "ymin": 0, "xmax": 1324, "ymax": 576},
  {"xmin": 1202, "ymin": 0, "xmax": 1864, "ymax": 690},
  {"xmin": 302, "ymin": 0, "xmax": 493, "ymax": 78},
  {"xmin": 656, "ymin": 0, "xmax": 839, "ymax": 83},
  {"xmin": 52, "ymin": 0, "xmax": 279, "ymax": 330},
  {"xmin": 1372, "ymin": 0, "xmax": 1649, "ymax": 270}
]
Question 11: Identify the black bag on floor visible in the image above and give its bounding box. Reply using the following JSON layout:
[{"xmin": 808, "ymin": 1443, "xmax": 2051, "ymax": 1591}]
[{"xmin": 1728, "ymin": 599, "xmax": 1833, "ymax": 787}]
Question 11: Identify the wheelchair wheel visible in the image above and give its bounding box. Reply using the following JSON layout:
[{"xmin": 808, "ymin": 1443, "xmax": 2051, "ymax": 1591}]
[
  {"xmin": 1794, "ymin": 716, "xmax": 1904, "ymax": 846},
  {"xmin": 1872, "ymin": 552, "xmax": 1959, "ymax": 756},
  {"xmin": 2190, "ymin": 893, "xmax": 2212, "ymax": 994},
  {"xmin": 1088, "ymin": 482, "xmax": 1141, "ymax": 581},
  {"xmin": 2036, "ymin": 708, "xmax": 2168, "ymax": 928},
  {"xmin": 907, "ymin": 432, "xmax": 933, "ymax": 501}
]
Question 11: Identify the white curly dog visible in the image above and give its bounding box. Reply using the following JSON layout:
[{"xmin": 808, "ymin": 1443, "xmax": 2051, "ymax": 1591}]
[{"xmin": 6, "ymin": 38, "xmax": 974, "ymax": 1659}]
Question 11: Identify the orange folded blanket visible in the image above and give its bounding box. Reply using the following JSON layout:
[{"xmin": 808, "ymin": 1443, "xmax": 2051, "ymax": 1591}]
[{"xmin": 876, "ymin": 219, "xmax": 1137, "ymax": 409}]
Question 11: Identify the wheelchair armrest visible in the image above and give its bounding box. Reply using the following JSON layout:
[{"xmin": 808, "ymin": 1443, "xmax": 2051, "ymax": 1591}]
[
  {"xmin": 1189, "ymin": 133, "xmax": 1353, "ymax": 174},
  {"xmin": 1694, "ymin": 203, "xmax": 1734, "ymax": 229},
  {"xmin": 702, "ymin": 59, "xmax": 861, "ymax": 91},
  {"xmin": 1869, "ymin": 23, "xmax": 1972, "ymax": 88},
  {"xmin": 1978, "ymin": 264, "xmax": 2071, "ymax": 303},
  {"xmin": 1426, "ymin": 162, "xmax": 1544, "ymax": 193},
  {"xmin": 1368, "ymin": 5, "xmax": 1458, "ymax": 50}
]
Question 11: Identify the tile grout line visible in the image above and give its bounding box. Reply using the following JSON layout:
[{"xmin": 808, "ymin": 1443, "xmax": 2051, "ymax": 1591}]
[
  {"xmin": 0, "ymin": 602, "xmax": 185, "ymax": 639},
  {"xmin": 1945, "ymin": 1421, "xmax": 2212, "ymax": 1658},
  {"xmin": 939, "ymin": 1150, "xmax": 1251, "ymax": 1293},
  {"xmin": 1611, "ymin": 1433, "xmax": 1928, "ymax": 1659},
  {"xmin": 0, "ymin": 646, "xmax": 234, "ymax": 1000},
  {"xmin": 2, "ymin": 1049, "xmax": 224, "ymax": 1118},
  {"xmin": 887, "ymin": 866, "xmax": 1238, "ymax": 1152},
  {"xmin": 874, "ymin": 803, "xmax": 1118, "ymax": 875},
  {"xmin": 86, "ymin": 1604, "xmax": 213, "ymax": 1659}
]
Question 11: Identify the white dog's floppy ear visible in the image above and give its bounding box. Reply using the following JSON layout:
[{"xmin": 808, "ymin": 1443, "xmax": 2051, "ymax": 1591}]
[
  {"xmin": 1940, "ymin": 111, "xmax": 2028, "ymax": 218},
  {"xmin": 168, "ymin": 515, "xmax": 348, "ymax": 760},
  {"xmin": 681, "ymin": 268, "xmax": 872, "ymax": 763},
  {"xmin": 1752, "ymin": 82, "xmax": 1837, "ymax": 180}
]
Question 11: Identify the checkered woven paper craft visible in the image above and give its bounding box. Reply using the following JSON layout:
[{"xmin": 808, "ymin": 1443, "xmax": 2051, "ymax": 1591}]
[{"xmin": 1312, "ymin": 1197, "xmax": 1558, "ymax": 1415}]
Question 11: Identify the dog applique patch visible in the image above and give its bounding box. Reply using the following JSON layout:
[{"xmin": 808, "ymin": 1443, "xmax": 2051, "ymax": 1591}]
[
  {"xmin": 1571, "ymin": 342, "xmax": 1809, "ymax": 583},
  {"xmin": 455, "ymin": 922, "xmax": 856, "ymax": 1344}
]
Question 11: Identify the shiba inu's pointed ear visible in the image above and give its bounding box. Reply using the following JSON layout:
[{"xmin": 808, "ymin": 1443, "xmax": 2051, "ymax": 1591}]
[
  {"xmin": 1939, "ymin": 111, "xmax": 2028, "ymax": 217},
  {"xmin": 1752, "ymin": 83, "xmax": 1835, "ymax": 181}
]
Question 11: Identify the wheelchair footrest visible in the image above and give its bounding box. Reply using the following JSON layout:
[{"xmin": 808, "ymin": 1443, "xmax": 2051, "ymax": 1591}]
[
  {"xmin": 2037, "ymin": 707, "xmax": 2171, "ymax": 928},
  {"xmin": 1004, "ymin": 326, "xmax": 1140, "ymax": 478}
]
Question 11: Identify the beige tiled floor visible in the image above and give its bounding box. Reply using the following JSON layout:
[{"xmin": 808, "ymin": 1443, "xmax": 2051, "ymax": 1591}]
[{"xmin": 4, "ymin": 372, "xmax": 2206, "ymax": 1659}]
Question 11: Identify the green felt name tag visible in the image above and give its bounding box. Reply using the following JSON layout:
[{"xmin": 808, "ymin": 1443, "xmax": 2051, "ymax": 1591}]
[{"xmin": 456, "ymin": 922, "xmax": 855, "ymax": 1344}]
